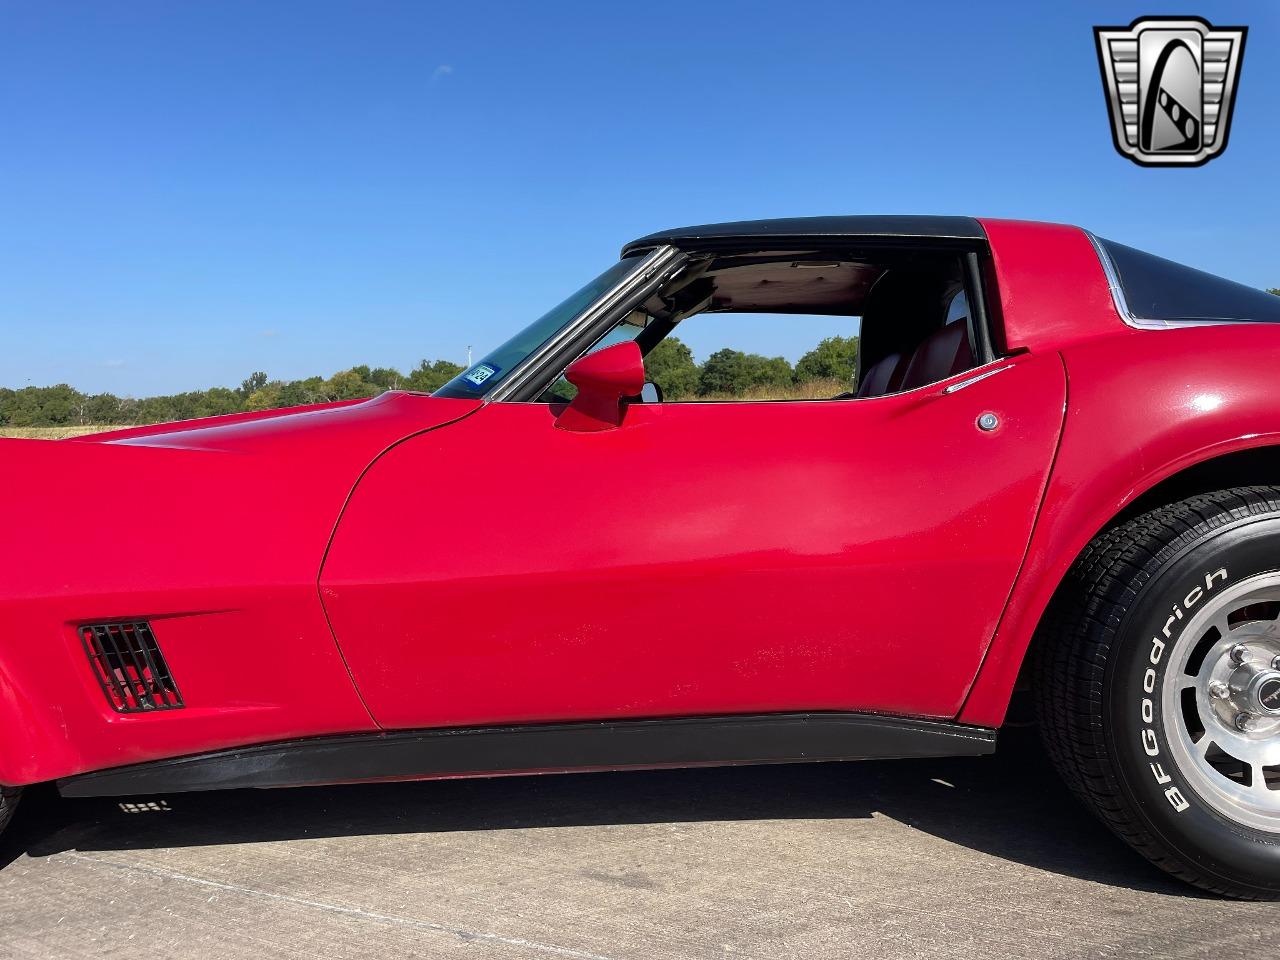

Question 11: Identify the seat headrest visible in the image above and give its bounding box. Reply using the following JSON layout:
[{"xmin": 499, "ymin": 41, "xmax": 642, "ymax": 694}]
[
  {"xmin": 899, "ymin": 320, "xmax": 975, "ymax": 391},
  {"xmin": 858, "ymin": 270, "xmax": 955, "ymax": 374}
]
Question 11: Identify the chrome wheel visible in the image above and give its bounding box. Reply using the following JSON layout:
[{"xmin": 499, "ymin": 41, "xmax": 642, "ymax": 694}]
[
  {"xmin": 1165, "ymin": 572, "xmax": 1280, "ymax": 832},
  {"xmin": 1039, "ymin": 488, "xmax": 1280, "ymax": 897}
]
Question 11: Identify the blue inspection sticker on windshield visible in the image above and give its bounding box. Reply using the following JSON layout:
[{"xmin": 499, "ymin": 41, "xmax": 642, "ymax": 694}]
[{"xmin": 463, "ymin": 363, "xmax": 499, "ymax": 387}]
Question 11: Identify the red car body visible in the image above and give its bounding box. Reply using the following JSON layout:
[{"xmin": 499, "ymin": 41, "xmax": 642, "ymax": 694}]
[{"xmin": 5, "ymin": 217, "xmax": 1280, "ymax": 797}]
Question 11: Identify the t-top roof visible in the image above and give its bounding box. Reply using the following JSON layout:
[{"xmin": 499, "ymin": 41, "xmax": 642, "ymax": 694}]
[{"xmin": 622, "ymin": 215, "xmax": 985, "ymax": 256}]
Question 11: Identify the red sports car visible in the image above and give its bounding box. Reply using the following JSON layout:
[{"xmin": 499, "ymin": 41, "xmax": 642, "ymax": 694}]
[{"xmin": 6, "ymin": 216, "xmax": 1280, "ymax": 899}]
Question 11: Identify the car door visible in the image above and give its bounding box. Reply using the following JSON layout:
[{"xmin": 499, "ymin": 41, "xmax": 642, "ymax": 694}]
[{"xmin": 320, "ymin": 353, "xmax": 1066, "ymax": 730}]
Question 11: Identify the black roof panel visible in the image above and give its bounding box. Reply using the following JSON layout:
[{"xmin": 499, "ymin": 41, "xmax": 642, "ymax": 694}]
[{"xmin": 623, "ymin": 215, "xmax": 984, "ymax": 255}]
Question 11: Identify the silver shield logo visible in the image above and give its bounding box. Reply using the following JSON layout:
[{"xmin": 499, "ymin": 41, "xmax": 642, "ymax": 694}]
[{"xmin": 1095, "ymin": 16, "xmax": 1247, "ymax": 166}]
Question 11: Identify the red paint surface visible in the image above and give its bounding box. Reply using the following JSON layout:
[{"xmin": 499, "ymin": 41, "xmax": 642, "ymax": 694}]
[
  {"xmin": 8, "ymin": 218, "xmax": 1280, "ymax": 786},
  {"xmin": 977, "ymin": 218, "xmax": 1123, "ymax": 353},
  {"xmin": 961, "ymin": 321, "xmax": 1280, "ymax": 725},
  {"xmin": 321, "ymin": 355, "xmax": 1065, "ymax": 728},
  {"xmin": 557, "ymin": 341, "xmax": 646, "ymax": 431},
  {"xmin": 0, "ymin": 393, "xmax": 478, "ymax": 782}
]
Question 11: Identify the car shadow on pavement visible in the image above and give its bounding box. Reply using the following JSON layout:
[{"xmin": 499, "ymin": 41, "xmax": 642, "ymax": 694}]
[{"xmin": 0, "ymin": 727, "xmax": 1203, "ymax": 898}]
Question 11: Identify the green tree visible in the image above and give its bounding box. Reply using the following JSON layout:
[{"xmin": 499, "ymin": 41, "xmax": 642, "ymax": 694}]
[
  {"xmin": 245, "ymin": 384, "xmax": 285, "ymax": 411},
  {"xmin": 697, "ymin": 349, "xmax": 748, "ymax": 395},
  {"xmin": 323, "ymin": 369, "xmax": 379, "ymax": 401},
  {"xmin": 135, "ymin": 395, "xmax": 179, "ymax": 423},
  {"xmin": 279, "ymin": 376, "xmax": 327, "ymax": 407},
  {"xmin": 643, "ymin": 337, "xmax": 699, "ymax": 398},
  {"xmin": 368, "ymin": 366, "xmax": 406, "ymax": 390},
  {"xmin": 196, "ymin": 387, "xmax": 243, "ymax": 417},
  {"xmin": 406, "ymin": 358, "xmax": 464, "ymax": 393},
  {"xmin": 698, "ymin": 349, "xmax": 793, "ymax": 396},
  {"xmin": 26, "ymin": 384, "xmax": 80, "ymax": 425},
  {"xmin": 239, "ymin": 372, "xmax": 268, "ymax": 398},
  {"xmin": 83, "ymin": 393, "xmax": 123, "ymax": 423},
  {"xmin": 795, "ymin": 335, "xmax": 859, "ymax": 384},
  {"xmin": 750, "ymin": 355, "xmax": 795, "ymax": 389},
  {"xmin": 1268, "ymin": 288, "xmax": 1279, "ymax": 296},
  {"xmin": 1, "ymin": 387, "xmax": 44, "ymax": 426}
]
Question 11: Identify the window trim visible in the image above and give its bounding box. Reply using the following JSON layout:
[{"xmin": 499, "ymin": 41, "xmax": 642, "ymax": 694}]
[
  {"xmin": 964, "ymin": 251, "xmax": 998, "ymax": 365},
  {"xmin": 1087, "ymin": 229, "xmax": 1160, "ymax": 330},
  {"xmin": 1085, "ymin": 230, "xmax": 1253, "ymax": 330},
  {"xmin": 489, "ymin": 245, "xmax": 687, "ymax": 402},
  {"xmin": 498, "ymin": 238, "xmax": 1002, "ymax": 404},
  {"xmin": 650, "ymin": 355, "xmax": 1019, "ymax": 406}
]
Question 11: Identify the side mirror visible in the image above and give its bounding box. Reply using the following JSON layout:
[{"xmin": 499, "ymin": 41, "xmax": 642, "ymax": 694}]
[{"xmin": 554, "ymin": 341, "xmax": 645, "ymax": 432}]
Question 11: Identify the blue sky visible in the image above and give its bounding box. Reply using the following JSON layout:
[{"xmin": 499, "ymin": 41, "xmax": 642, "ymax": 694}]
[{"xmin": 1, "ymin": 1, "xmax": 1276, "ymax": 394}]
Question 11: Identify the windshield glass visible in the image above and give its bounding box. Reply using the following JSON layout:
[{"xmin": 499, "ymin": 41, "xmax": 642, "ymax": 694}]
[{"xmin": 433, "ymin": 255, "xmax": 647, "ymax": 399}]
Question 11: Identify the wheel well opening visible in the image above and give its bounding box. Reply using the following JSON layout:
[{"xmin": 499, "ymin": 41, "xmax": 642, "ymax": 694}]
[
  {"xmin": 1114, "ymin": 447, "xmax": 1280, "ymax": 527},
  {"xmin": 1014, "ymin": 445, "xmax": 1280, "ymax": 706}
]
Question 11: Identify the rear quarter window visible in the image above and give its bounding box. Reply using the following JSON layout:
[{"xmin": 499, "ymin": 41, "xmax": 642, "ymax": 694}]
[{"xmin": 1097, "ymin": 238, "xmax": 1280, "ymax": 324}]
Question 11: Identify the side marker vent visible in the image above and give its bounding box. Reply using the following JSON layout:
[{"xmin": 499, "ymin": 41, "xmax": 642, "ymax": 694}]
[{"xmin": 80, "ymin": 622, "xmax": 183, "ymax": 713}]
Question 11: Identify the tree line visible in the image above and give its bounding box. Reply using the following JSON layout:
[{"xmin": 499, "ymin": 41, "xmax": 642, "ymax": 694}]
[
  {"xmin": 11, "ymin": 287, "xmax": 1279, "ymax": 427},
  {"xmin": 0, "ymin": 335, "xmax": 858, "ymax": 427},
  {"xmin": 643, "ymin": 335, "xmax": 856, "ymax": 398}
]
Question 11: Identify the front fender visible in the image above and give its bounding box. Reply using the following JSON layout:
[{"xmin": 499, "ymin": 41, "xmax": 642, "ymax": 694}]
[{"xmin": 0, "ymin": 395, "xmax": 479, "ymax": 785}]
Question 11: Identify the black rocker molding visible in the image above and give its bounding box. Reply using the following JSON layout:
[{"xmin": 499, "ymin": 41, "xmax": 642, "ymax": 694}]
[{"xmin": 57, "ymin": 711, "xmax": 998, "ymax": 798}]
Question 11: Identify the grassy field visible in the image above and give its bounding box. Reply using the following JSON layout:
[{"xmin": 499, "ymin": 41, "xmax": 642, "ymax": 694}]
[
  {"xmin": 0, "ymin": 424, "xmax": 129, "ymax": 439},
  {"xmin": 684, "ymin": 378, "xmax": 848, "ymax": 402}
]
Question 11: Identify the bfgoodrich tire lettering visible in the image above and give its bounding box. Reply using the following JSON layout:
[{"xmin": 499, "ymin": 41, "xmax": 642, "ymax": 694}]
[{"xmin": 1036, "ymin": 486, "xmax": 1280, "ymax": 899}]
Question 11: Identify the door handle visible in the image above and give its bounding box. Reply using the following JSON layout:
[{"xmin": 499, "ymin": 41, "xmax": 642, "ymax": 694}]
[{"xmin": 943, "ymin": 363, "xmax": 1015, "ymax": 394}]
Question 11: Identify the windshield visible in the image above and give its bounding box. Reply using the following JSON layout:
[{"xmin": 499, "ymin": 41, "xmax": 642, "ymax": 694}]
[{"xmin": 433, "ymin": 255, "xmax": 647, "ymax": 399}]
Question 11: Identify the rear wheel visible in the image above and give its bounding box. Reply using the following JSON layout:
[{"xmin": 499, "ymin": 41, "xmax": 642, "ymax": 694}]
[{"xmin": 1036, "ymin": 486, "xmax": 1280, "ymax": 899}]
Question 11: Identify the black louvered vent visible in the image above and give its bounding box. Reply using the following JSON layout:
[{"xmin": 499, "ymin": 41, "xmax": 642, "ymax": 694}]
[{"xmin": 80, "ymin": 621, "xmax": 183, "ymax": 713}]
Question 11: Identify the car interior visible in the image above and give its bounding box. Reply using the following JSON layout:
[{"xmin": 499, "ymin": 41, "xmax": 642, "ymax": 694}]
[{"xmin": 592, "ymin": 248, "xmax": 986, "ymax": 401}]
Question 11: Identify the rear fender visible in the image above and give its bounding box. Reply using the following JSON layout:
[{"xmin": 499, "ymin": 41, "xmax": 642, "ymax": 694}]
[{"xmin": 961, "ymin": 324, "xmax": 1280, "ymax": 726}]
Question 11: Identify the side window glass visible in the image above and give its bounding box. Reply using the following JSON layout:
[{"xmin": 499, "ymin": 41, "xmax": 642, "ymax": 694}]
[
  {"xmin": 587, "ymin": 311, "xmax": 650, "ymax": 354},
  {"xmin": 534, "ymin": 254, "xmax": 975, "ymax": 404},
  {"xmin": 654, "ymin": 313, "xmax": 859, "ymax": 401}
]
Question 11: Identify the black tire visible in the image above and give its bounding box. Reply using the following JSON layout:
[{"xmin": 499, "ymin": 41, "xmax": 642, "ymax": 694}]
[
  {"xmin": 0, "ymin": 786, "xmax": 20, "ymax": 837},
  {"xmin": 1035, "ymin": 486, "xmax": 1280, "ymax": 899}
]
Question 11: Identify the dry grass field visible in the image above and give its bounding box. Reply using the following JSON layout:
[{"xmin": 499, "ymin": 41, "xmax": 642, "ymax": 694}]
[
  {"xmin": 0, "ymin": 425, "xmax": 128, "ymax": 440},
  {"xmin": 678, "ymin": 377, "xmax": 849, "ymax": 402}
]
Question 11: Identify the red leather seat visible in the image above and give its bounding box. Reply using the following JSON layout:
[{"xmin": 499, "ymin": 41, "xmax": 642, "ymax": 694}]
[
  {"xmin": 899, "ymin": 320, "xmax": 974, "ymax": 391},
  {"xmin": 855, "ymin": 352, "xmax": 907, "ymax": 397}
]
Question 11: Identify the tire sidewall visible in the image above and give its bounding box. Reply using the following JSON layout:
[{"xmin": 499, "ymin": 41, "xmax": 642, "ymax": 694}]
[{"xmin": 1107, "ymin": 516, "xmax": 1280, "ymax": 894}]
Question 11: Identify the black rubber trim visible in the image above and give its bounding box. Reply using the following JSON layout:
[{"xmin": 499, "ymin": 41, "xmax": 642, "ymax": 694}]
[
  {"xmin": 622, "ymin": 215, "xmax": 986, "ymax": 256},
  {"xmin": 964, "ymin": 251, "xmax": 997, "ymax": 366},
  {"xmin": 57, "ymin": 712, "xmax": 997, "ymax": 798}
]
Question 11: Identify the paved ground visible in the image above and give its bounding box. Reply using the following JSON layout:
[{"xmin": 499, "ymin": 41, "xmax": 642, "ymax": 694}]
[{"xmin": 0, "ymin": 733, "xmax": 1270, "ymax": 960}]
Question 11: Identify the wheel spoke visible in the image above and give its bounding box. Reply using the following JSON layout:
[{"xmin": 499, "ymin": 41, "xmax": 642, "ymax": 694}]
[
  {"xmin": 1210, "ymin": 614, "xmax": 1235, "ymax": 645},
  {"xmin": 1250, "ymin": 763, "xmax": 1271, "ymax": 794},
  {"xmin": 1065, "ymin": 564, "xmax": 1280, "ymax": 833}
]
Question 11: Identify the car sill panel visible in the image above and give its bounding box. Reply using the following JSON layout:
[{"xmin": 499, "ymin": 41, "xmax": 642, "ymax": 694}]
[{"xmin": 57, "ymin": 712, "xmax": 997, "ymax": 798}]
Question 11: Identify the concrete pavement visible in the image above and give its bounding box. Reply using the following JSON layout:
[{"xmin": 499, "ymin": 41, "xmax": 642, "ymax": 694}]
[{"xmin": 0, "ymin": 736, "xmax": 1268, "ymax": 959}]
